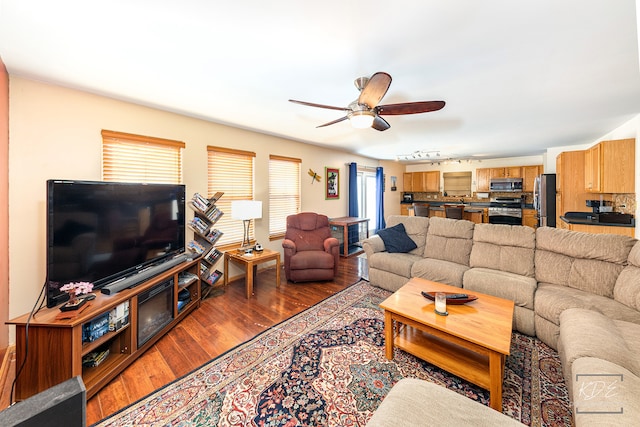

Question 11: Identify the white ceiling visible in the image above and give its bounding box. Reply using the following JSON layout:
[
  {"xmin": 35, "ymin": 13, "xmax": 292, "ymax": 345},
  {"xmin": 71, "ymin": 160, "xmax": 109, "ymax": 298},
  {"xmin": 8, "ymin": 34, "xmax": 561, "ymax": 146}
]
[{"xmin": 1, "ymin": 0, "xmax": 639, "ymax": 162}]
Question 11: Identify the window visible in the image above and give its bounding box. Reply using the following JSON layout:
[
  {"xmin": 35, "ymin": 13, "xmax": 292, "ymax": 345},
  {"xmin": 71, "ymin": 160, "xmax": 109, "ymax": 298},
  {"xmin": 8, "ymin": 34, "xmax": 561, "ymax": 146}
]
[
  {"xmin": 269, "ymin": 155, "xmax": 301, "ymax": 239},
  {"xmin": 102, "ymin": 130, "xmax": 184, "ymax": 183},
  {"xmin": 357, "ymin": 169, "xmax": 378, "ymax": 233},
  {"xmin": 443, "ymin": 171, "xmax": 472, "ymax": 196},
  {"xmin": 207, "ymin": 146, "xmax": 255, "ymax": 247}
]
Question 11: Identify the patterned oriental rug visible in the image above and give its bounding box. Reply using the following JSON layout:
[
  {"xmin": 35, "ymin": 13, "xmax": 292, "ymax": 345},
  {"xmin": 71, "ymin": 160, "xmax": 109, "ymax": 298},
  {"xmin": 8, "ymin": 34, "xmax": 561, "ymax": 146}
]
[{"xmin": 94, "ymin": 281, "xmax": 573, "ymax": 427}]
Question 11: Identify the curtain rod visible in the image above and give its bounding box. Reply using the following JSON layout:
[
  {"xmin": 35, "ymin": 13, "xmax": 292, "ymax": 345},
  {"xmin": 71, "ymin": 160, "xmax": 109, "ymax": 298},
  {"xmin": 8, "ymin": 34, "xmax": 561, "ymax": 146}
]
[{"xmin": 345, "ymin": 163, "xmax": 379, "ymax": 171}]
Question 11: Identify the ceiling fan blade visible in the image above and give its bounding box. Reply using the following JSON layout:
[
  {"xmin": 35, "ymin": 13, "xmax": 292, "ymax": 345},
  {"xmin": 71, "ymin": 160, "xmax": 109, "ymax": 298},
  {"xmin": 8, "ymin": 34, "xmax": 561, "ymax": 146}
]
[
  {"xmin": 289, "ymin": 99, "xmax": 349, "ymax": 112},
  {"xmin": 317, "ymin": 116, "xmax": 348, "ymax": 128},
  {"xmin": 358, "ymin": 72, "xmax": 392, "ymax": 108},
  {"xmin": 376, "ymin": 101, "xmax": 445, "ymax": 115},
  {"xmin": 372, "ymin": 115, "xmax": 390, "ymax": 131}
]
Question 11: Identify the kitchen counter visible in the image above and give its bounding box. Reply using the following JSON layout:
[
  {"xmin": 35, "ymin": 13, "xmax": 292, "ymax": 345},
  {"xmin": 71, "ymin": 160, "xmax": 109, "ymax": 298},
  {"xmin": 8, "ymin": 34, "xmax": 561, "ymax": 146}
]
[{"xmin": 560, "ymin": 216, "xmax": 635, "ymax": 228}]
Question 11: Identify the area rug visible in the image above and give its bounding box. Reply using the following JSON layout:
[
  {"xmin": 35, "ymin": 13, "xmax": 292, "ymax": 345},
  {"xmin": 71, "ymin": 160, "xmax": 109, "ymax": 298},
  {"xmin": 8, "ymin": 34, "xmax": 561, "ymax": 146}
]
[{"xmin": 95, "ymin": 281, "xmax": 573, "ymax": 427}]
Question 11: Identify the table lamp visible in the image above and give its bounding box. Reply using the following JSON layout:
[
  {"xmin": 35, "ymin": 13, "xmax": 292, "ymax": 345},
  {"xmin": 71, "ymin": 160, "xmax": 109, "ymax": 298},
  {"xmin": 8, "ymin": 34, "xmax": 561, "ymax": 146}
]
[{"xmin": 231, "ymin": 200, "xmax": 262, "ymax": 252}]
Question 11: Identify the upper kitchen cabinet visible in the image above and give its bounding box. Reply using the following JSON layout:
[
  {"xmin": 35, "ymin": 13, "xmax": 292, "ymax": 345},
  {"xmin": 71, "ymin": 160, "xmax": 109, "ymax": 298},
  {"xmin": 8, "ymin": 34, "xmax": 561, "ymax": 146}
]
[
  {"xmin": 584, "ymin": 138, "xmax": 635, "ymax": 193},
  {"xmin": 490, "ymin": 167, "xmax": 522, "ymax": 178},
  {"xmin": 406, "ymin": 171, "xmax": 440, "ymax": 192},
  {"xmin": 476, "ymin": 168, "xmax": 491, "ymax": 192},
  {"xmin": 403, "ymin": 173, "xmax": 413, "ymax": 192},
  {"xmin": 522, "ymin": 165, "xmax": 543, "ymax": 192}
]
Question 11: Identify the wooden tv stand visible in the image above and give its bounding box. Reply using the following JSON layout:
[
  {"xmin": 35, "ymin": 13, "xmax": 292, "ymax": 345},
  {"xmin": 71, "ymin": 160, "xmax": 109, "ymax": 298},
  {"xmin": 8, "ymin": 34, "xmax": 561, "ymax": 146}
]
[{"xmin": 7, "ymin": 258, "xmax": 202, "ymax": 401}]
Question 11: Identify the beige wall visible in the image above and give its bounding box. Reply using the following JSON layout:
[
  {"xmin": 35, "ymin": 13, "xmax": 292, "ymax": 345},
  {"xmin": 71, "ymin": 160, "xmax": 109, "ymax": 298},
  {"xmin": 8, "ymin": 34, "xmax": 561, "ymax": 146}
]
[
  {"xmin": 7, "ymin": 77, "xmax": 383, "ymax": 341},
  {"xmin": 0, "ymin": 59, "xmax": 9, "ymax": 350}
]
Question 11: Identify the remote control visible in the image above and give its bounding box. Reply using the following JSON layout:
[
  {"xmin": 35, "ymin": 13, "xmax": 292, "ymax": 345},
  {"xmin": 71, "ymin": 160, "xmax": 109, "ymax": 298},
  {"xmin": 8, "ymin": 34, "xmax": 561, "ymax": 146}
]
[{"xmin": 446, "ymin": 293, "xmax": 469, "ymax": 299}]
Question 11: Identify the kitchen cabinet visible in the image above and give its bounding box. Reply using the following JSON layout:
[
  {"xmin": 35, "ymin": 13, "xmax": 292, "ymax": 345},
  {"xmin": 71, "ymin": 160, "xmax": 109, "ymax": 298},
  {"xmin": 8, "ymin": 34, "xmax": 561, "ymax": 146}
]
[
  {"xmin": 566, "ymin": 223, "xmax": 634, "ymax": 238},
  {"xmin": 463, "ymin": 210, "xmax": 483, "ymax": 224},
  {"xmin": 522, "ymin": 208, "xmax": 537, "ymax": 228},
  {"xmin": 490, "ymin": 167, "xmax": 522, "ymax": 178},
  {"xmin": 476, "ymin": 168, "xmax": 491, "ymax": 192},
  {"xmin": 424, "ymin": 171, "xmax": 440, "ymax": 192},
  {"xmin": 405, "ymin": 171, "xmax": 440, "ymax": 192},
  {"xmin": 400, "ymin": 204, "xmax": 410, "ymax": 216},
  {"xmin": 522, "ymin": 165, "xmax": 542, "ymax": 192},
  {"xmin": 584, "ymin": 139, "xmax": 635, "ymax": 193},
  {"xmin": 556, "ymin": 150, "xmax": 588, "ymax": 227},
  {"xmin": 403, "ymin": 173, "xmax": 413, "ymax": 192}
]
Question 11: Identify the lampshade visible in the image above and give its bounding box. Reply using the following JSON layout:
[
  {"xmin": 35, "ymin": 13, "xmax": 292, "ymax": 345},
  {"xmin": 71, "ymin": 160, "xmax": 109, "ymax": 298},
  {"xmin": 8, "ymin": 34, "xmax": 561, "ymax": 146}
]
[
  {"xmin": 231, "ymin": 200, "xmax": 262, "ymax": 220},
  {"xmin": 349, "ymin": 111, "xmax": 375, "ymax": 129}
]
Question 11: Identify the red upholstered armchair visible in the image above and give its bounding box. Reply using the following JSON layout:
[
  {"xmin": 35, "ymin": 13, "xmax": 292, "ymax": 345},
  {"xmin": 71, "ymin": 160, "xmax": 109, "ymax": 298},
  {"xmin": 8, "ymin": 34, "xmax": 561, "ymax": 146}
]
[{"xmin": 282, "ymin": 212, "xmax": 340, "ymax": 282}]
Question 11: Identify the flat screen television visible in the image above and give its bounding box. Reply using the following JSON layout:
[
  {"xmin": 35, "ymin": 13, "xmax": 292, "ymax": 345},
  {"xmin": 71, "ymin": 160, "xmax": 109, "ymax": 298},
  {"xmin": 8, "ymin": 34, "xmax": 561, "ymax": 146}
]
[{"xmin": 46, "ymin": 180, "xmax": 186, "ymax": 308}]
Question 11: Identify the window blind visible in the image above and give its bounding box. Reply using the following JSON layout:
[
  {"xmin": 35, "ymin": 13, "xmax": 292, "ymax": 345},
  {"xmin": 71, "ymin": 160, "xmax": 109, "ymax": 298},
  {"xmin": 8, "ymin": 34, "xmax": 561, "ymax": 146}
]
[
  {"xmin": 207, "ymin": 146, "xmax": 255, "ymax": 247},
  {"xmin": 443, "ymin": 171, "xmax": 472, "ymax": 196},
  {"xmin": 269, "ymin": 155, "xmax": 301, "ymax": 239},
  {"xmin": 102, "ymin": 130, "xmax": 184, "ymax": 184}
]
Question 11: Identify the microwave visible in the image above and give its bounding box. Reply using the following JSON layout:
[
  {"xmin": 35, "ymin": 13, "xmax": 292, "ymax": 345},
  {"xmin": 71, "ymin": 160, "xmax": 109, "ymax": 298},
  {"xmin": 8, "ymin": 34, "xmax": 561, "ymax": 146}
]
[
  {"xmin": 489, "ymin": 178, "xmax": 523, "ymax": 192},
  {"xmin": 403, "ymin": 193, "xmax": 413, "ymax": 202}
]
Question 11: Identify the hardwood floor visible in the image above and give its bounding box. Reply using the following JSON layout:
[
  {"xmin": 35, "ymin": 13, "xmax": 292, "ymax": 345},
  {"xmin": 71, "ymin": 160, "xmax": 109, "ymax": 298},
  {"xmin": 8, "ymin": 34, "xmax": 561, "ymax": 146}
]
[{"xmin": 20, "ymin": 255, "xmax": 364, "ymax": 424}]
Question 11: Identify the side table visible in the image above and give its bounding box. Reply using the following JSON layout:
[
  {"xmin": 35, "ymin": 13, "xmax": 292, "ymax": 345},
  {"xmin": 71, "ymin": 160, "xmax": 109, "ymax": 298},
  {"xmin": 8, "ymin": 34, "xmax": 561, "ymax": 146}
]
[
  {"xmin": 328, "ymin": 216, "xmax": 370, "ymax": 257},
  {"xmin": 224, "ymin": 248, "xmax": 281, "ymax": 298}
]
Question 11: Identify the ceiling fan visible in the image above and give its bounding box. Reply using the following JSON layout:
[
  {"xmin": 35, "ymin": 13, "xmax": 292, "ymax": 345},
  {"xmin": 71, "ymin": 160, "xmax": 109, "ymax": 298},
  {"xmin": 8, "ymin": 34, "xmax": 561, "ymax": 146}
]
[{"xmin": 289, "ymin": 72, "xmax": 445, "ymax": 131}]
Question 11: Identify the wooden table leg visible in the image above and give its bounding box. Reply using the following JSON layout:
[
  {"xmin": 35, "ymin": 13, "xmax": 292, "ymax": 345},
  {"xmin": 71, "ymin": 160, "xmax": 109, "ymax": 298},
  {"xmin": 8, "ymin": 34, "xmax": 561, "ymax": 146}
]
[
  {"xmin": 246, "ymin": 260, "xmax": 254, "ymax": 299},
  {"xmin": 488, "ymin": 351, "xmax": 504, "ymax": 411},
  {"xmin": 275, "ymin": 253, "xmax": 281, "ymax": 288},
  {"xmin": 384, "ymin": 311, "xmax": 394, "ymax": 360},
  {"xmin": 223, "ymin": 253, "xmax": 229, "ymax": 287}
]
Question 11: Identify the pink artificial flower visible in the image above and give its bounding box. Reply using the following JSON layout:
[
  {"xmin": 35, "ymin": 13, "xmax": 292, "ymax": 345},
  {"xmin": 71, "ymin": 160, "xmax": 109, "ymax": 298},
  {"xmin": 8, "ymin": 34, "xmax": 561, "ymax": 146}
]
[{"xmin": 60, "ymin": 281, "xmax": 94, "ymax": 295}]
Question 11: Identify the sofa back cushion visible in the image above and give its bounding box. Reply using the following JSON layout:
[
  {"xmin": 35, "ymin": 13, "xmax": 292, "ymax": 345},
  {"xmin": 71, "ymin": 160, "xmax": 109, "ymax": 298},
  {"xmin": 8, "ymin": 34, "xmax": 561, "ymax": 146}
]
[
  {"xmin": 423, "ymin": 217, "xmax": 474, "ymax": 266},
  {"xmin": 386, "ymin": 215, "xmax": 429, "ymax": 256},
  {"xmin": 469, "ymin": 223, "xmax": 536, "ymax": 277},
  {"xmin": 535, "ymin": 227, "xmax": 636, "ymax": 297},
  {"xmin": 614, "ymin": 241, "xmax": 640, "ymax": 311}
]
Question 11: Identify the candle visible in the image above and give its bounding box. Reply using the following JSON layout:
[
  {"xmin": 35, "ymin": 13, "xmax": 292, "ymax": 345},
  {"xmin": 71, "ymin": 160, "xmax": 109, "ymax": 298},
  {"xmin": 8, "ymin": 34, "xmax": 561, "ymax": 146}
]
[{"xmin": 435, "ymin": 292, "xmax": 447, "ymax": 315}]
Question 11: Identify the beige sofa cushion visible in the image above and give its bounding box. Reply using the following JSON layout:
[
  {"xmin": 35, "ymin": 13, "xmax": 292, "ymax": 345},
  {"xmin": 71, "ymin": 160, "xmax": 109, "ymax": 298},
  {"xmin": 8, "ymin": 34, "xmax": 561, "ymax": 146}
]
[
  {"xmin": 469, "ymin": 223, "xmax": 535, "ymax": 277},
  {"xmin": 558, "ymin": 308, "xmax": 640, "ymax": 379},
  {"xmin": 463, "ymin": 268, "xmax": 536, "ymax": 310},
  {"xmin": 366, "ymin": 378, "xmax": 523, "ymax": 427},
  {"xmin": 535, "ymin": 227, "xmax": 636, "ymax": 298},
  {"xmin": 411, "ymin": 258, "xmax": 468, "ymax": 288},
  {"xmin": 571, "ymin": 357, "xmax": 640, "ymax": 426},
  {"xmin": 423, "ymin": 217, "xmax": 474, "ymax": 266},
  {"xmin": 535, "ymin": 283, "xmax": 640, "ymax": 327},
  {"xmin": 614, "ymin": 241, "xmax": 640, "ymax": 311},
  {"xmin": 386, "ymin": 215, "xmax": 429, "ymax": 256}
]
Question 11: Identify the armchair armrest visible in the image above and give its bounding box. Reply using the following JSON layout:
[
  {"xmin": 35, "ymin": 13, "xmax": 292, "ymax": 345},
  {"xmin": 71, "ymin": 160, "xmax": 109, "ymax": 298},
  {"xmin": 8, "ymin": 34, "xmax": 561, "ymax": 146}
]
[
  {"xmin": 362, "ymin": 235, "xmax": 386, "ymax": 258},
  {"xmin": 282, "ymin": 238, "xmax": 297, "ymax": 255},
  {"xmin": 324, "ymin": 237, "xmax": 340, "ymax": 253}
]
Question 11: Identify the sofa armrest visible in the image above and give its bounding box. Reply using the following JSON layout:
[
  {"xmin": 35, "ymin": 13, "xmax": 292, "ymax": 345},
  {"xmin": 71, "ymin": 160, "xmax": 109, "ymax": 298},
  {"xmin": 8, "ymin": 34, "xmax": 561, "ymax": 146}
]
[{"xmin": 362, "ymin": 235, "xmax": 386, "ymax": 258}]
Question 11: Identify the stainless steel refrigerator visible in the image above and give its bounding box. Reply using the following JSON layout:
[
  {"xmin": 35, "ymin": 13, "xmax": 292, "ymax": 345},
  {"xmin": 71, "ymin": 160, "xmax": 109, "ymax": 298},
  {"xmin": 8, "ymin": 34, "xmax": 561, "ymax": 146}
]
[{"xmin": 533, "ymin": 174, "xmax": 556, "ymax": 227}]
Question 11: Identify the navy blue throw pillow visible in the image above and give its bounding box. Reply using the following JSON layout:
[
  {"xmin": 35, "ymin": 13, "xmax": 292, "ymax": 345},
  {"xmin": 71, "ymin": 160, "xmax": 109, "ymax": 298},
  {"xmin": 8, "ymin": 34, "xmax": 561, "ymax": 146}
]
[{"xmin": 377, "ymin": 223, "xmax": 417, "ymax": 253}]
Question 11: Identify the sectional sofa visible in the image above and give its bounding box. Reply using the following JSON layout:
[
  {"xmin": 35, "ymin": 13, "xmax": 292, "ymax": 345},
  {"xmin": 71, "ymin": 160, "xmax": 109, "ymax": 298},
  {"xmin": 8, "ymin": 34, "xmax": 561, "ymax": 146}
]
[{"xmin": 363, "ymin": 216, "xmax": 640, "ymax": 426}]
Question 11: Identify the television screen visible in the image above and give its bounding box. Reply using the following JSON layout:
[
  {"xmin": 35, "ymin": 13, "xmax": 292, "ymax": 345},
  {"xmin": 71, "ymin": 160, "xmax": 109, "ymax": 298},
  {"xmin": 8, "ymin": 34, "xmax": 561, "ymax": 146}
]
[{"xmin": 46, "ymin": 180, "xmax": 186, "ymax": 308}]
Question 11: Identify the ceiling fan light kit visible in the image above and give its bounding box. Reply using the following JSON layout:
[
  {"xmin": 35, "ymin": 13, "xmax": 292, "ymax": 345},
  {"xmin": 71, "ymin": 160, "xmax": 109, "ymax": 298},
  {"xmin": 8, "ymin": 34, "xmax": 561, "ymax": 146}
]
[
  {"xmin": 348, "ymin": 110, "xmax": 375, "ymax": 128},
  {"xmin": 289, "ymin": 71, "xmax": 445, "ymax": 131}
]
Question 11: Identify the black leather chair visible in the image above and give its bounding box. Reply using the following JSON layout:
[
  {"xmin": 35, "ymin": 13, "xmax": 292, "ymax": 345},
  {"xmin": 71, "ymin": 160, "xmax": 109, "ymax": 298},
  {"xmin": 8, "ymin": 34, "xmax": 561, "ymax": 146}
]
[
  {"xmin": 412, "ymin": 203, "xmax": 430, "ymax": 217},
  {"xmin": 444, "ymin": 205, "xmax": 464, "ymax": 219}
]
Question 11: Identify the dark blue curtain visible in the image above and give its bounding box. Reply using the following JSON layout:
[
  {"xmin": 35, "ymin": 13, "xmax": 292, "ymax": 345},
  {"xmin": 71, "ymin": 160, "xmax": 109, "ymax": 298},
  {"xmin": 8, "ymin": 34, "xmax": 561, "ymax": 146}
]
[
  {"xmin": 348, "ymin": 162, "xmax": 358, "ymax": 217},
  {"xmin": 376, "ymin": 167, "xmax": 386, "ymax": 231}
]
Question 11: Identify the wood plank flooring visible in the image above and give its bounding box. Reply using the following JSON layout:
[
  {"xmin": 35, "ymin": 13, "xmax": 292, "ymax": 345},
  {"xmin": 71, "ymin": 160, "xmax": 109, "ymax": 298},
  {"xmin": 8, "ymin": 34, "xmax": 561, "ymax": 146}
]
[{"xmin": 0, "ymin": 255, "xmax": 367, "ymax": 424}]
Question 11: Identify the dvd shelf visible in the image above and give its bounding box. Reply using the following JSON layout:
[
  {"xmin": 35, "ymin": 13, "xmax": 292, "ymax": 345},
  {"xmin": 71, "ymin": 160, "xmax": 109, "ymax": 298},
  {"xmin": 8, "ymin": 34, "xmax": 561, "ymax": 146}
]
[{"xmin": 188, "ymin": 192, "xmax": 225, "ymax": 298}]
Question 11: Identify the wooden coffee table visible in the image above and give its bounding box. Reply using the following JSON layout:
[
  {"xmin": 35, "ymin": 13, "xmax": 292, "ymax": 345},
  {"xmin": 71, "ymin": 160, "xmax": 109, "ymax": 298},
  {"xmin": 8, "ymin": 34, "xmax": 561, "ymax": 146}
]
[
  {"xmin": 379, "ymin": 277, "xmax": 514, "ymax": 411},
  {"xmin": 224, "ymin": 248, "xmax": 281, "ymax": 299}
]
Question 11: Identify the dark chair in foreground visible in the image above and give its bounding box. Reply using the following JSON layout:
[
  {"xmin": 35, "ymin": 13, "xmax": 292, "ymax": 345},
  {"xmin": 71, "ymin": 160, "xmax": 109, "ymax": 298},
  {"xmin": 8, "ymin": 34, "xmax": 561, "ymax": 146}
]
[
  {"xmin": 445, "ymin": 205, "xmax": 464, "ymax": 219},
  {"xmin": 412, "ymin": 203, "xmax": 430, "ymax": 217},
  {"xmin": 282, "ymin": 212, "xmax": 340, "ymax": 282}
]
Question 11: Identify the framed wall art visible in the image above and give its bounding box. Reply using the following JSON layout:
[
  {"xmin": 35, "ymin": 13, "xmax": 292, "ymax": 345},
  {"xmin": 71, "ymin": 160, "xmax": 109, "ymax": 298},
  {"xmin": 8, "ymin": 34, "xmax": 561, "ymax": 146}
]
[{"xmin": 325, "ymin": 167, "xmax": 339, "ymax": 199}]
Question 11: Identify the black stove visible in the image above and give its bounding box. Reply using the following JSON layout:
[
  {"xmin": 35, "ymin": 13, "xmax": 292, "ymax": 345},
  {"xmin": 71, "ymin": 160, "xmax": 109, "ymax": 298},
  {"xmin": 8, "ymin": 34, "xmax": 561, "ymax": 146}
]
[{"xmin": 488, "ymin": 197, "xmax": 523, "ymax": 225}]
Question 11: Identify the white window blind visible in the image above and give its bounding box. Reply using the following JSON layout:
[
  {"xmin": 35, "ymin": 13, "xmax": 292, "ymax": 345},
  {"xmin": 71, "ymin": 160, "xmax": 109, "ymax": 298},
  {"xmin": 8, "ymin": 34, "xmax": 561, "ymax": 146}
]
[
  {"xmin": 102, "ymin": 130, "xmax": 184, "ymax": 183},
  {"xmin": 443, "ymin": 171, "xmax": 472, "ymax": 196},
  {"xmin": 269, "ymin": 155, "xmax": 301, "ymax": 239},
  {"xmin": 207, "ymin": 146, "xmax": 255, "ymax": 247}
]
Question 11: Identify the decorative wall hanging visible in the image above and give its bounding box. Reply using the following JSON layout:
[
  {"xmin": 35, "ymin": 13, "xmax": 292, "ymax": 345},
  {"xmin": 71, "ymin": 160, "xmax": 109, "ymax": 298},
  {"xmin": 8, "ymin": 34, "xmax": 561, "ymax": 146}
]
[
  {"xmin": 308, "ymin": 169, "xmax": 321, "ymax": 183},
  {"xmin": 325, "ymin": 167, "xmax": 339, "ymax": 199}
]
